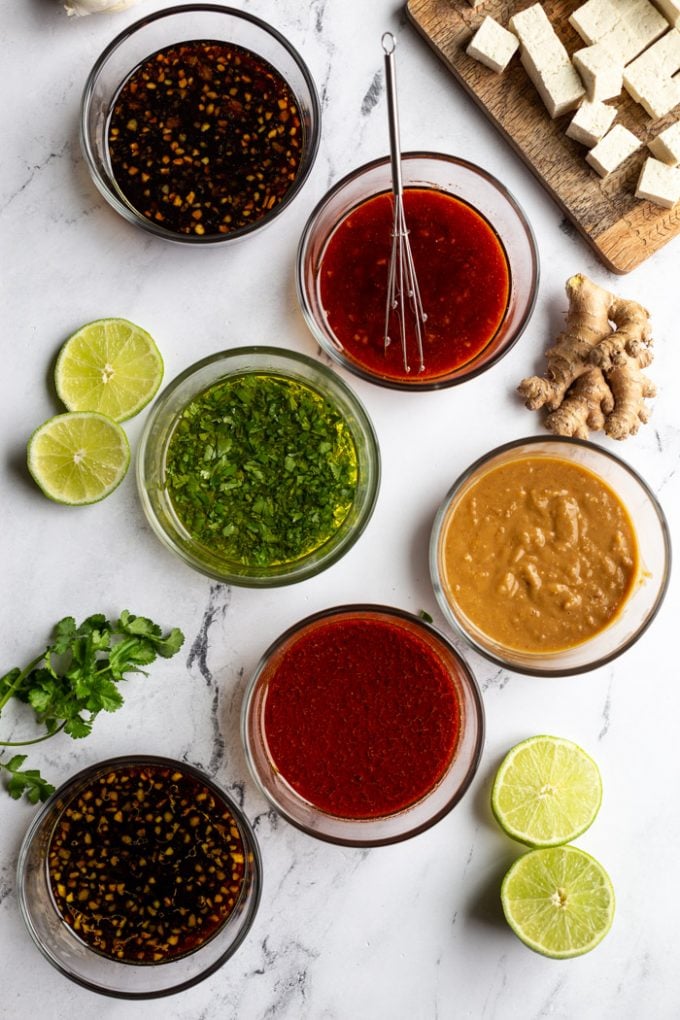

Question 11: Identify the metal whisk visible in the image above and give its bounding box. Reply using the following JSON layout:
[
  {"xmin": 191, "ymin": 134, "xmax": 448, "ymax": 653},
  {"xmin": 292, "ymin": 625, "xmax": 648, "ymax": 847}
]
[{"xmin": 382, "ymin": 32, "xmax": 427, "ymax": 374}]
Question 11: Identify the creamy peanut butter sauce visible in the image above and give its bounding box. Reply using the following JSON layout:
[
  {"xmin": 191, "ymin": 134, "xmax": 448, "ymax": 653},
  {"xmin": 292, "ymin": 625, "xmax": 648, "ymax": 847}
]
[{"xmin": 440, "ymin": 456, "xmax": 639, "ymax": 653}]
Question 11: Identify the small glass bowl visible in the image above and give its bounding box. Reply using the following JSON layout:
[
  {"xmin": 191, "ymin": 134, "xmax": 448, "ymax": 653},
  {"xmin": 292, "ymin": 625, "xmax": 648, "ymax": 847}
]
[
  {"xmin": 430, "ymin": 437, "xmax": 671, "ymax": 677},
  {"xmin": 17, "ymin": 756, "xmax": 262, "ymax": 1000},
  {"xmin": 137, "ymin": 347, "xmax": 380, "ymax": 586},
  {"xmin": 242, "ymin": 605, "xmax": 485, "ymax": 846},
  {"xmin": 81, "ymin": 4, "xmax": 321, "ymax": 244},
  {"xmin": 296, "ymin": 152, "xmax": 539, "ymax": 390}
]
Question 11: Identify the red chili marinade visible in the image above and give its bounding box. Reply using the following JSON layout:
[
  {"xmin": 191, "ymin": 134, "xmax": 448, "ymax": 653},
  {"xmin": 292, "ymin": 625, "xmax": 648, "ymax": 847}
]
[
  {"xmin": 319, "ymin": 188, "xmax": 510, "ymax": 381},
  {"xmin": 262, "ymin": 616, "xmax": 461, "ymax": 819}
]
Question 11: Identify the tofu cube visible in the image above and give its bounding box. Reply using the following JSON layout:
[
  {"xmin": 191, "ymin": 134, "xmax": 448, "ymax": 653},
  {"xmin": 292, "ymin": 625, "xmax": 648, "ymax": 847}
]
[
  {"xmin": 466, "ymin": 16, "xmax": 520, "ymax": 73},
  {"xmin": 574, "ymin": 44, "xmax": 624, "ymax": 100},
  {"xmin": 651, "ymin": 0, "xmax": 680, "ymax": 28},
  {"xmin": 510, "ymin": 4, "xmax": 585, "ymax": 118},
  {"xmin": 573, "ymin": 0, "xmax": 668, "ymax": 63},
  {"xmin": 586, "ymin": 124, "xmax": 643, "ymax": 175},
  {"xmin": 649, "ymin": 120, "xmax": 680, "ymax": 163},
  {"xmin": 623, "ymin": 29, "xmax": 680, "ymax": 117},
  {"xmin": 569, "ymin": 0, "xmax": 619, "ymax": 45},
  {"xmin": 566, "ymin": 100, "xmax": 618, "ymax": 146},
  {"xmin": 635, "ymin": 155, "xmax": 680, "ymax": 205},
  {"xmin": 624, "ymin": 28, "xmax": 680, "ymax": 79}
]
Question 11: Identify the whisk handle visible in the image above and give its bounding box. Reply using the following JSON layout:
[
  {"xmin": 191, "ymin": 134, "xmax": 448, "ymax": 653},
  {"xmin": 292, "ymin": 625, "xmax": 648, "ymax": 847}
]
[{"xmin": 382, "ymin": 32, "xmax": 403, "ymax": 199}]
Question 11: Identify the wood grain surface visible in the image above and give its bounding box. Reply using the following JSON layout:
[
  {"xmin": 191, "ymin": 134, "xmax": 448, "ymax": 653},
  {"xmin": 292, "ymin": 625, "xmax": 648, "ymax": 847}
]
[{"xmin": 406, "ymin": 0, "xmax": 680, "ymax": 273}]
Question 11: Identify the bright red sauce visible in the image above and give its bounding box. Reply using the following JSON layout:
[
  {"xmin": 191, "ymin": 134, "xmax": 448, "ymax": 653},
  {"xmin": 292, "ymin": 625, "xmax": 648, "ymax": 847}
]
[
  {"xmin": 262, "ymin": 615, "xmax": 461, "ymax": 819},
  {"xmin": 319, "ymin": 188, "xmax": 510, "ymax": 382}
]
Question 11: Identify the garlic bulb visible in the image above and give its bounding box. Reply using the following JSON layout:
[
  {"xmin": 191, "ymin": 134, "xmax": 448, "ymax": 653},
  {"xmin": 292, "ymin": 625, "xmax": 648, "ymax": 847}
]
[{"xmin": 64, "ymin": 0, "xmax": 142, "ymax": 16}]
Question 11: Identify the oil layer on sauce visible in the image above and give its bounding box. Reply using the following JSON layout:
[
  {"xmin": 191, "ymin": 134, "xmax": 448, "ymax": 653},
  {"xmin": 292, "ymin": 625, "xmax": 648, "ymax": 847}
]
[
  {"xmin": 262, "ymin": 615, "xmax": 461, "ymax": 819},
  {"xmin": 165, "ymin": 373, "xmax": 358, "ymax": 568},
  {"xmin": 47, "ymin": 763, "xmax": 247, "ymax": 963},
  {"xmin": 440, "ymin": 457, "xmax": 639, "ymax": 653},
  {"xmin": 319, "ymin": 188, "xmax": 510, "ymax": 381}
]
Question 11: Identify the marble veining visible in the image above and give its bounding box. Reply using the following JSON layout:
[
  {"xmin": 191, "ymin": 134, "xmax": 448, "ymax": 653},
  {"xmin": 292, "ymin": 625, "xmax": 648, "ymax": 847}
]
[{"xmin": 1, "ymin": 0, "xmax": 679, "ymax": 1018}]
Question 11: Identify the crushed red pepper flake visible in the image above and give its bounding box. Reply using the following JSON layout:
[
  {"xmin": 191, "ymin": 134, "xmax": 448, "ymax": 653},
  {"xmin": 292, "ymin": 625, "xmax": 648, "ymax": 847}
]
[
  {"xmin": 108, "ymin": 40, "xmax": 303, "ymax": 236},
  {"xmin": 47, "ymin": 763, "xmax": 248, "ymax": 963}
]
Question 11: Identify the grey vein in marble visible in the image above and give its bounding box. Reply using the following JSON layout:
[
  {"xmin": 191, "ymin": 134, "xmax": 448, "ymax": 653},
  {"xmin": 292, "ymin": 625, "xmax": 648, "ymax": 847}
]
[
  {"xmin": 360, "ymin": 70, "xmax": 383, "ymax": 117},
  {"xmin": 186, "ymin": 583, "xmax": 232, "ymax": 688}
]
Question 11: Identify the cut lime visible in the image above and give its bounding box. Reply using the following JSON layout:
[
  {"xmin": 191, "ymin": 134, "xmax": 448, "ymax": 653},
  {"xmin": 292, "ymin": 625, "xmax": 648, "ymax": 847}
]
[
  {"xmin": 55, "ymin": 318, "xmax": 163, "ymax": 423},
  {"xmin": 501, "ymin": 846, "xmax": 615, "ymax": 959},
  {"xmin": 491, "ymin": 735, "xmax": 602, "ymax": 847},
  {"xmin": 27, "ymin": 412, "xmax": 130, "ymax": 505}
]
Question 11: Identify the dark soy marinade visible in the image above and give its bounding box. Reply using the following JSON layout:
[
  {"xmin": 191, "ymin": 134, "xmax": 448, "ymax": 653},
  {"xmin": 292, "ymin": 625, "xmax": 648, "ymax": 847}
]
[
  {"xmin": 319, "ymin": 188, "xmax": 510, "ymax": 381},
  {"xmin": 263, "ymin": 617, "xmax": 461, "ymax": 819},
  {"xmin": 47, "ymin": 764, "xmax": 247, "ymax": 963},
  {"xmin": 108, "ymin": 40, "xmax": 303, "ymax": 236}
]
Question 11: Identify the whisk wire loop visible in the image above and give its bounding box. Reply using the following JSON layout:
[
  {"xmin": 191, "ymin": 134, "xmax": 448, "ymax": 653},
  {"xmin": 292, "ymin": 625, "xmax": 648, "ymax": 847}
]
[{"xmin": 381, "ymin": 32, "xmax": 427, "ymax": 375}]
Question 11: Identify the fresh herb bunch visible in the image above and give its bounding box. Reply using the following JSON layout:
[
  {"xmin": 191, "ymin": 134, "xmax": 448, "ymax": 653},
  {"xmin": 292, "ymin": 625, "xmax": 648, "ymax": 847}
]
[
  {"xmin": 165, "ymin": 373, "xmax": 358, "ymax": 566},
  {"xmin": 0, "ymin": 611, "xmax": 184, "ymax": 804}
]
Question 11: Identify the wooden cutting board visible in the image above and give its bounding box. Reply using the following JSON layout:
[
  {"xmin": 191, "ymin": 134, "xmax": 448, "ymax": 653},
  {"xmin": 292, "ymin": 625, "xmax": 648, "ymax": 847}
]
[{"xmin": 406, "ymin": 0, "xmax": 680, "ymax": 273}]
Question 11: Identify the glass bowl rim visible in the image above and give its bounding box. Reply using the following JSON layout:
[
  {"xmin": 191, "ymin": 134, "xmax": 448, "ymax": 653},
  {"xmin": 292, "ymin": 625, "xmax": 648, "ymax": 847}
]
[
  {"xmin": 429, "ymin": 435, "xmax": 673, "ymax": 677},
  {"xmin": 16, "ymin": 753, "xmax": 263, "ymax": 1000},
  {"xmin": 80, "ymin": 2, "xmax": 322, "ymax": 245},
  {"xmin": 296, "ymin": 150, "xmax": 540, "ymax": 391},
  {"xmin": 136, "ymin": 345, "xmax": 381, "ymax": 587},
  {"xmin": 241, "ymin": 602, "xmax": 486, "ymax": 847}
]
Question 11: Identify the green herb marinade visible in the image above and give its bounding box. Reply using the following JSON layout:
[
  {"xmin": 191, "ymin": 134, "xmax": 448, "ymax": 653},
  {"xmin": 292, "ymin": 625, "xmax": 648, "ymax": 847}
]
[{"xmin": 165, "ymin": 373, "xmax": 359, "ymax": 566}]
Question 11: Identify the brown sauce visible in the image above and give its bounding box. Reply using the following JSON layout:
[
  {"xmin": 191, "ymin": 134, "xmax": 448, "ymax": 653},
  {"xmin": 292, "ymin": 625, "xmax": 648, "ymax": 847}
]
[
  {"xmin": 439, "ymin": 456, "xmax": 639, "ymax": 653},
  {"xmin": 47, "ymin": 763, "xmax": 247, "ymax": 963},
  {"xmin": 107, "ymin": 40, "xmax": 303, "ymax": 236}
]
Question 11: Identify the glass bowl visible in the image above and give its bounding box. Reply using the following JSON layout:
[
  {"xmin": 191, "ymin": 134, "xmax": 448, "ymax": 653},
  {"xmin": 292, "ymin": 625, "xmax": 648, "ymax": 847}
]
[
  {"xmin": 137, "ymin": 347, "xmax": 380, "ymax": 586},
  {"xmin": 17, "ymin": 755, "xmax": 262, "ymax": 999},
  {"xmin": 296, "ymin": 151, "xmax": 539, "ymax": 390},
  {"xmin": 430, "ymin": 437, "xmax": 671, "ymax": 677},
  {"xmin": 81, "ymin": 4, "xmax": 321, "ymax": 244},
  {"xmin": 242, "ymin": 605, "xmax": 485, "ymax": 846}
]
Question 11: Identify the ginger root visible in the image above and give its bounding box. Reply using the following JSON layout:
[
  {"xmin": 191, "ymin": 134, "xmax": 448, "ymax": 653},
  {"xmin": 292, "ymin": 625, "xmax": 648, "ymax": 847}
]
[{"xmin": 518, "ymin": 274, "xmax": 656, "ymax": 440}]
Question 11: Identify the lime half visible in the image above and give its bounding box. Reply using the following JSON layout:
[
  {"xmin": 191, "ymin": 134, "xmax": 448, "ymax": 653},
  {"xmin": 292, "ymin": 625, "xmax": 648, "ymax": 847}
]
[
  {"xmin": 55, "ymin": 318, "xmax": 163, "ymax": 423},
  {"xmin": 501, "ymin": 846, "xmax": 615, "ymax": 959},
  {"xmin": 491, "ymin": 735, "xmax": 602, "ymax": 847},
  {"xmin": 27, "ymin": 412, "xmax": 130, "ymax": 505}
]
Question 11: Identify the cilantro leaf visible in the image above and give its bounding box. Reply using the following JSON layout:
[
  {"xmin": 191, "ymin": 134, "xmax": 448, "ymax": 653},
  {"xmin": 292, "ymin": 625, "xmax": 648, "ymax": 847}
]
[
  {"xmin": 0, "ymin": 755, "xmax": 55, "ymax": 805},
  {"xmin": 0, "ymin": 611, "xmax": 185, "ymax": 805}
]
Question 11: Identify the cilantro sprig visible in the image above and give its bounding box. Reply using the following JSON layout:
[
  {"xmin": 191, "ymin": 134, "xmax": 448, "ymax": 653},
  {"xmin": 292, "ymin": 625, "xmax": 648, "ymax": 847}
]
[{"xmin": 0, "ymin": 611, "xmax": 184, "ymax": 804}]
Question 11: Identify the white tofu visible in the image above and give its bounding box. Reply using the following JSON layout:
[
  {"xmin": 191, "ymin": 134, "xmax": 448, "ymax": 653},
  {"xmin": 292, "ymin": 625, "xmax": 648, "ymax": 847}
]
[
  {"xmin": 649, "ymin": 120, "xmax": 680, "ymax": 162},
  {"xmin": 586, "ymin": 124, "xmax": 643, "ymax": 175},
  {"xmin": 566, "ymin": 100, "xmax": 618, "ymax": 145},
  {"xmin": 651, "ymin": 0, "xmax": 680, "ymax": 28},
  {"xmin": 573, "ymin": 0, "xmax": 668, "ymax": 63},
  {"xmin": 627, "ymin": 71, "xmax": 680, "ymax": 117},
  {"xmin": 509, "ymin": 4, "xmax": 565, "ymax": 54},
  {"xmin": 466, "ymin": 16, "xmax": 520, "ymax": 73},
  {"xmin": 569, "ymin": 0, "xmax": 619, "ymax": 45},
  {"xmin": 510, "ymin": 4, "xmax": 585, "ymax": 117},
  {"xmin": 623, "ymin": 29, "xmax": 680, "ymax": 116},
  {"xmin": 635, "ymin": 155, "xmax": 680, "ymax": 205},
  {"xmin": 624, "ymin": 28, "xmax": 680, "ymax": 79},
  {"xmin": 574, "ymin": 44, "xmax": 624, "ymax": 100},
  {"xmin": 520, "ymin": 50, "xmax": 586, "ymax": 116}
]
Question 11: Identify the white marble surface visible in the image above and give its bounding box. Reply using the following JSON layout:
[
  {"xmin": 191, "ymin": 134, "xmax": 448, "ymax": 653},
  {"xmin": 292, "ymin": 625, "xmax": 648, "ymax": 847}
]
[{"xmin": 1, "ymin": 0, "xmax": 679, "ymax": 1017}]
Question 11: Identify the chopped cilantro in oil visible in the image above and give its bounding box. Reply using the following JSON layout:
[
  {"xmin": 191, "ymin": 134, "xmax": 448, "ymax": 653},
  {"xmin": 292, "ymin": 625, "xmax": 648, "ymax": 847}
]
[{"xmin": 165, "ymin": 373, "xmax": 358, "ymax": 566}]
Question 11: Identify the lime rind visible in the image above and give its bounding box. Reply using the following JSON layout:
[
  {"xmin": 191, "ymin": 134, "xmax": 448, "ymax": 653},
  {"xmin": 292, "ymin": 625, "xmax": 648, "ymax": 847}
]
[
  {"xmin": 27, "ymin": 412, "xmax": 130, "ymax": 506},
  {"xmin": 55, "ymin": 318, "xmax": 164, "ymax": 423},
  {"xmin": 491, "ymin": 735, "xmax": 602, "ymax": 848},
  {"xmin": 501, "ymin": 845, "xmax": 615, "ymax": 959}
]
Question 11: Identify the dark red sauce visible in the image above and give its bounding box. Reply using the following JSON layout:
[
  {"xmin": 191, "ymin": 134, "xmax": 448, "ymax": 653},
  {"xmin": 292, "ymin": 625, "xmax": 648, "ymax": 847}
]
[
  {"xmin": 319, "ymin": 188, "xmax": 510, "ymax": 381},
  {"xmin": 262, "ymin": 615, "xmax": 461, "ymax": 819}
]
